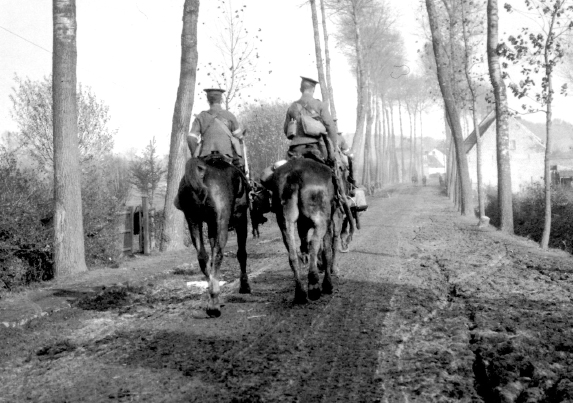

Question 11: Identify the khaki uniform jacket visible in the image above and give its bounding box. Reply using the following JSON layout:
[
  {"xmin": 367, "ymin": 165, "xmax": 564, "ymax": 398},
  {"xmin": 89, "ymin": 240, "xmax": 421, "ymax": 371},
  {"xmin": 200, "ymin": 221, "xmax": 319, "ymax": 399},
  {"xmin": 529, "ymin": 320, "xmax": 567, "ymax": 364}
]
[
  {"xmin": 190, "ymin": 104, "xmax": 241, "ymax": 158},
  {"xmin": 283, "ymin": 94, "xmax": 337, "ymax": 149}
]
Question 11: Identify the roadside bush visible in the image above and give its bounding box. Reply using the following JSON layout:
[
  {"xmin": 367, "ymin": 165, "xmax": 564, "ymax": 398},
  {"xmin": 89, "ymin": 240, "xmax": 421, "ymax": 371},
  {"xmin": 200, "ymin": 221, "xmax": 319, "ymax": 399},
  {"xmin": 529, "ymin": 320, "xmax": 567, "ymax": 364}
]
[
  {"xmin": 238, "ymin": 100, "xmax": 291, "ymax": 179},
  {"xmin": 82, "ymin": 155, "xmax": 131, "ymax": 265},
  {"xmin": 485, "ymin": 184, "xmax": 573, "ymax": 253},
  {"xmin": 0, "ymin": 150, "xmax": 131, "ymax": 290},
  {"xmin": 0, "ymin": 149, "xmax": 53, "ymax": 290}
]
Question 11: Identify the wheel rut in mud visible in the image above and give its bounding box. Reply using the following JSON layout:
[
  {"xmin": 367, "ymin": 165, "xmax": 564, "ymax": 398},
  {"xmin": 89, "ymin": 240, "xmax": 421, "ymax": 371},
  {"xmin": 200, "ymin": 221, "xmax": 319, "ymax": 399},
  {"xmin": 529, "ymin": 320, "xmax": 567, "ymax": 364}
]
[{"xmin": 1, "ymin": 183, "xmax": 572, "ymax": 403}]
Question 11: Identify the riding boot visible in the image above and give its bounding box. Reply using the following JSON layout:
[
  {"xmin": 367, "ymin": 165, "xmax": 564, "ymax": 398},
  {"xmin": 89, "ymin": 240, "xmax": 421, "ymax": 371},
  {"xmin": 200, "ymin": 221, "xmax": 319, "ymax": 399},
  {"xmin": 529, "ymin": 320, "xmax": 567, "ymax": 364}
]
[
  {"xmin": 347, "ymin": 156, "xmax": 357, "ymax": 186},
  {"xmin": 232, "ymin": 160, "xmax": 253, "ymax": 210}
]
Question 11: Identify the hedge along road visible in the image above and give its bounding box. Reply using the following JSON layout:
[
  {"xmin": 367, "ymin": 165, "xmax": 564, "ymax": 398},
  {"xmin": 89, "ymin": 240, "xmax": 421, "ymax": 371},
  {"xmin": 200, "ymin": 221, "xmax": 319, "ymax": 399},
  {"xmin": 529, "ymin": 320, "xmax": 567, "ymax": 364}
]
[{"xmin": 1, "ymin": 181, "xmax": 572, "ymax": 402}]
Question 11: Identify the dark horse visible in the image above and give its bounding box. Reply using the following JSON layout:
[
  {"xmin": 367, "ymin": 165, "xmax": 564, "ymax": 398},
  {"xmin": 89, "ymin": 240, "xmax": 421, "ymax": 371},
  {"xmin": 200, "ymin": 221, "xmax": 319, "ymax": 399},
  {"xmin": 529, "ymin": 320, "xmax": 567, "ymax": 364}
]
[
  {"xmin": 175, "ymin": 156, "xmax": 251, "ymax": 317},
  {"xmin": 265, "ymin": 158, "xmax": 340, "ymax": 303}
]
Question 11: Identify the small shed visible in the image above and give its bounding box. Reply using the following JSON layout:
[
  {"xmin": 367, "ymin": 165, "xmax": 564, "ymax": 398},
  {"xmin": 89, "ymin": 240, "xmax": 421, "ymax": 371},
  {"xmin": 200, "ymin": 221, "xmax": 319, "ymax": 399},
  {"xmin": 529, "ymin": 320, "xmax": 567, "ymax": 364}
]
[
  {"xmin": 117, "ymin": 197, "xmax": 154, "ymax": 256},
  {"xmin": 551, "ymin": 165, "xmax": 573, "ymax": 187}
]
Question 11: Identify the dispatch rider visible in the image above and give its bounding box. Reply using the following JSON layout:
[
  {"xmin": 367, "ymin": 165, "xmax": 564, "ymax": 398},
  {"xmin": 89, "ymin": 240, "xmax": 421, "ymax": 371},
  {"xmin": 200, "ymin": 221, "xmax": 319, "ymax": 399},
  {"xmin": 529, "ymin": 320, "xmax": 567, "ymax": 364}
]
[
  {"xmin": 186, "ymin": 88, "xmax": 246, "ymax": 172},
  {"xmin": 283, "ymin": 76, "xmax": 337, "ymax": 163}
]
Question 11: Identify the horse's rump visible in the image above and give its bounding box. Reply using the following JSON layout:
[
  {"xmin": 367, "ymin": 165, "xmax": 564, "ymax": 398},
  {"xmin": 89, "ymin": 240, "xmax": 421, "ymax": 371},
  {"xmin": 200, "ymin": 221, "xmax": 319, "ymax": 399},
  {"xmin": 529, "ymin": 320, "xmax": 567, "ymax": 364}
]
[
  {"xmin": 269, "ymin": 158, "xmax": 337, "ymax": 303},
  {"xmin": 182, "ymin": 157, "xmax": 247, "ymax": 202}
]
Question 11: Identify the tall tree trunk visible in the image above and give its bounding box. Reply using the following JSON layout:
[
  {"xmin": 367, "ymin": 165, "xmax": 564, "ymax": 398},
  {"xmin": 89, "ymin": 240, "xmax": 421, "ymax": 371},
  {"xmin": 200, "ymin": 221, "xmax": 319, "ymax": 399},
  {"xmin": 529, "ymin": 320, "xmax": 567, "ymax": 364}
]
[
  {"xmin": 460, "ymin": 0, "xmax": 486, "ymax": 224},
  {"xmin": 540, "ymin": 12, "xmax": 559, "ymax": 249},
  {"xmin": 473, "ymin": 101, "xmax": 486, "ymax": 222},
  {"xmin": 363, "ymin": 137, "xmax": 370, "ymax": 188},
  {"xmin": 162, "ymin": 0, "xmax": 200, "ymax": 251},
  {"xmin": 52, "ymin": 0, "xmax": 87, "ymax": 278},
  {"xmin": 350, "ymin": 4, "xmax": 368, "ymax": 158},
  {"xmin": 487, "ymin": 0, "xmax": 513, "ymax": 233},
  {"xmin": 319, "ymin": 0, "xmax": 337, "ymax": 121},
  {"xmin": 419, "ymin": 110, "xmax": 424, "ymax": 179},
  {"xmin": 390, "ymin": 107, "xmax": 399, "ymax": 183},
  {"xmin": 374, "ymin": 95, "xmax": 382, "ymax": 187},
  {"xmin": 365, "ymin": 91, "xmax": 376, "ymax": 188},
  {"xmin": 541, "ymin": 74, "xmax": 553, "ymax": 249},
  {"xmin": 417, "ymin": 110, "xmax": 423, "ymax": 179},
  {"xmin": 445, "ymin": 111, "xmax": 456, "ymax": 200},
  {"xmin": 413, "ymin": 107, "xmax": 418, "ymax": 178},
  {"xmin": 389, "ymin": 105, "xmax": 396, "ymax": 182},
  {"xmin": 310, "ymin": 0, "xmax": 330, "ymax": 109},
  {"xmin": 426, "ymin": 0, "xmax": 474, "ymax": 216},
  {"xmin": 409, "ymin": 106, "xmax": 414, "ymax": 178},
  {"xmin": 398, "ymin": 100, "xmax": 406, "ymax": 182},
  {"xmin": 382, "ymin": 101, "xmax": 389, "ymax": 184}
]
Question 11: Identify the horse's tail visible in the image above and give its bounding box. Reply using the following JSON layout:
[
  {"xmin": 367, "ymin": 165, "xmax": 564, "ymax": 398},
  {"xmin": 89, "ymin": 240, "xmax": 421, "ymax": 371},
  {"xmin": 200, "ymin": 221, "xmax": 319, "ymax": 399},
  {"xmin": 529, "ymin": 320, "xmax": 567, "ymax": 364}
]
[{"xmin": 184, "ymin": 158, "xmax": 208, "ymax": 200}]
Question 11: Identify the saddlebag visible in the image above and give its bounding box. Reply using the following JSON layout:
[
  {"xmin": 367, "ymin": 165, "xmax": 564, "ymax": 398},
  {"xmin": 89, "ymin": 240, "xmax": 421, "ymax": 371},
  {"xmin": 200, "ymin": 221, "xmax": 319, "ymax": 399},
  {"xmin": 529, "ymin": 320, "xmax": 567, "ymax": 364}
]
[{"xmin": 348, "ymin": 187, "xmax": 368, "ymax": 212}]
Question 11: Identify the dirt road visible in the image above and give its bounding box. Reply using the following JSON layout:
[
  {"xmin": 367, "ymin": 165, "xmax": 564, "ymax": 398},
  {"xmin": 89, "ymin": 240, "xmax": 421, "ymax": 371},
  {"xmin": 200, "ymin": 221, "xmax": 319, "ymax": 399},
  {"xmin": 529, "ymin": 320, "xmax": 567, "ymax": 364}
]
[{"xmin": 1, "ymin": 182, "xmax": 572, "ymax": 402}]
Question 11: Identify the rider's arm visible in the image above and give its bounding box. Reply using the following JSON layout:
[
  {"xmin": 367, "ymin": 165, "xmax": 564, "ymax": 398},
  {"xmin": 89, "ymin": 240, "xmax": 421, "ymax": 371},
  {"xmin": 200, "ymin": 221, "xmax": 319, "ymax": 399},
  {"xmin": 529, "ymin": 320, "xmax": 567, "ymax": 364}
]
[
  {"xmin": 229, "ymin": 113, "xmax": 244, "ymax": 140},
  {"xmin": 318, "ymin": 101, "xmax": 338, "ymax": 148},
  {"xmin": 189, "ymin": 115, "xmax": 202, "ymax": 139},
  {"xmin": 283, "ymin": 107, "xmax": 295, "ymax": 137}
]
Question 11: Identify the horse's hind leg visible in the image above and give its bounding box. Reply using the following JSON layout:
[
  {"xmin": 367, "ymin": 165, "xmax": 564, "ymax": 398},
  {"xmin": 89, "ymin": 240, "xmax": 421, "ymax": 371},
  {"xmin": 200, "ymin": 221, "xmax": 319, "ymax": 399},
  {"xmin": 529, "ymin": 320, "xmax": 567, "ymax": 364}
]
[
  {"xmin": 307, "ymin": 216, "xmax": 327, "ymax": 301},
  {"xmin": 278, "ymin": 210, "xmax": 307, "ymax": 304},
  {"xmin": 186, "ymin": 217, "xmax": 208, "ymax": 277},
  {"xmin": 205, "ymin": 220, "xmax": 229, "ymax": 318},
  {"xmin": 297, "ymin": 220, "xmax": 311, "ymax": 268},
  {"xmin": 235, "ymin": 211, "xmax": 251, "ymax": 294},
  {"xmin": 321, "ymin": 217, "xmax": 335, "ymax": 295}
]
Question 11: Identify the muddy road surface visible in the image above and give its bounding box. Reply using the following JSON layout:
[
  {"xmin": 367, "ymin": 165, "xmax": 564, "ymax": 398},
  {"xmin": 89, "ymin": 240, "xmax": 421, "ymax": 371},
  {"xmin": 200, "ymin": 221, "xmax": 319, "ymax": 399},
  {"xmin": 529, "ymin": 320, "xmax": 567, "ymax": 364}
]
[{"xmin": 1, "ymin": 182, "xmax": 572, "ymax": 402}]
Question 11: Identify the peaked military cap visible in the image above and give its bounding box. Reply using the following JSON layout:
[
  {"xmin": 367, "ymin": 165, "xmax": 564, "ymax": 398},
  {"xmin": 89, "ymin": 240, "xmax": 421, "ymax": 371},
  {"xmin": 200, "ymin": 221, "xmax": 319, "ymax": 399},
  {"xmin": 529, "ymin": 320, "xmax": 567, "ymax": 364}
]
[
  {"xmin": 203, "ymin": 88, "xmax": 226, "ymax": 93},
  {"xmin": 300, "ymin": 76, "xmax": 319, "ymax": 85}
]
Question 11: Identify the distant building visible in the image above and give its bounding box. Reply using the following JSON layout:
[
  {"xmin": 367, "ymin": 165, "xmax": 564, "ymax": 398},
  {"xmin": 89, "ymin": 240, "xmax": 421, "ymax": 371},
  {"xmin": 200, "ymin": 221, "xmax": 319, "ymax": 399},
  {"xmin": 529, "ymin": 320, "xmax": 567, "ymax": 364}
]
[
  {"xmin": 426, "ymin": 148, "xmax": 447, "ymax": 176},
  {"xmin": 552, "ymin": 165, "xmax": 573, "ymax": 187},
  {"xmin": 464, "ymin": 111, "xmax": 545, "ymax": 193}
]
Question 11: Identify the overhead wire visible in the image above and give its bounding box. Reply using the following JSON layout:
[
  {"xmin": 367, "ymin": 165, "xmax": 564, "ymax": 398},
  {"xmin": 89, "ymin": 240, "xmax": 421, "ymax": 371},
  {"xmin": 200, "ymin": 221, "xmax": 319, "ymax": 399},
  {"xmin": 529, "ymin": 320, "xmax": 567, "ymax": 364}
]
[
  {"xmin": 0, "ymin": 23, "xmax": 129, "ymax": 90},
  {"xmin": 0, "ymin": 25, "xmax": 52, "ymax": 54}
]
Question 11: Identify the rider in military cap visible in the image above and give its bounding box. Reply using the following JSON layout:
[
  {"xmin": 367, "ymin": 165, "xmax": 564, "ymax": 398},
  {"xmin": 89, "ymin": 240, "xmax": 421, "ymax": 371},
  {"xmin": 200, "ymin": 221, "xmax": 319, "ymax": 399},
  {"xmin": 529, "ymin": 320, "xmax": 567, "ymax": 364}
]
[
  {"xmin": 283, "ymin": 76, "xmax": 337, "ymax": 163},
  {"xmin": 336, "ymin": 131, "xmax": 356, "ymax": 186},
  {"xmin": 187, "ymin": 88, "xmax": 246, "ymax": 170}
]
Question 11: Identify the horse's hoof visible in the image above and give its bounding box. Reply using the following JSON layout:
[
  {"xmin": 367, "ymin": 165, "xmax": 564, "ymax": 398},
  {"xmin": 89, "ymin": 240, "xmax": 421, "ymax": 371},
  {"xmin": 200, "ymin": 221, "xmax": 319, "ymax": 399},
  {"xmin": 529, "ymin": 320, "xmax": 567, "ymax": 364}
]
[
  {"xmin": 239, "ymin": 283, "xmax": 251, "ymax": 294},
  {"xmin": 293, "ymin": 289, "xmax": 308, "ymax": 304},
  {"xmin": 339, "ymin": 245, "xmax": 349, "ymax": 253},
  {"xmin": 322, "ymin": 280, "xmax": 333, "ymax": 294},
  {"xmin": 308, "ymin": 284, "xmax": 321, "ymax": 301},
  {"xmin": 206, "ymin": 308, "xmax": 221, "ymax": 318}
]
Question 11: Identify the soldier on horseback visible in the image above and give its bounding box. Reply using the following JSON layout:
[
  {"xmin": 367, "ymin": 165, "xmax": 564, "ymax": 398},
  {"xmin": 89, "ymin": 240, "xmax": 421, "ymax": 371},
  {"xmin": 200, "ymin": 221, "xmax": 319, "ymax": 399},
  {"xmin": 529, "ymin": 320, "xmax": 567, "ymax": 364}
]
[
  {"xmin": 186, "ymin": 88, "xmax": 246, "ymax": 172},
  {"xmin": 336, "ymin": 131, "xmax": 356, "ymax": 187},
  {"xmin": 284, "ymin": 76, "xmax": 337, "ymax": 164},
  {"xmin": 175, "ymin": 88, "xmax": 252, "ymax": 318}
]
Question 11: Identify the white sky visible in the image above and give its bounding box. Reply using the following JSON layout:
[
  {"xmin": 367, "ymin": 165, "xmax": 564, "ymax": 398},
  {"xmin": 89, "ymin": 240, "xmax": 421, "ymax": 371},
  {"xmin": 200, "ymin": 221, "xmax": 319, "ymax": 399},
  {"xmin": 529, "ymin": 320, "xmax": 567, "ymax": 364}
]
[
  {"xmin": 0, "ymin": 0, "xmax": 426, "ymax": 156},
  {"xmin": 1, "ymin": 0, "xmax": 570, "ymax": 157}
]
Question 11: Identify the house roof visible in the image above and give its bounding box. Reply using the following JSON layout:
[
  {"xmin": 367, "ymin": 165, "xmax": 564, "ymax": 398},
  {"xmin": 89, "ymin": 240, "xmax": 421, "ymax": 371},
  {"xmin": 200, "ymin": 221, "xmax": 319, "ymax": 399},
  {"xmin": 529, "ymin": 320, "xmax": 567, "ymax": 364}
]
[
  {"xmin": 427, "ymin": 154, "xmax": 444, "ymax": 168},
  {"xmin": 429, "ymin": 148, "xmax": 446, "ymax": 157},
  {"xmin": 463, "ymin": 111, "xmax": 496, "ymax": 153},
  {"xmin": 464, "ymin": 110, "xmax": 545, "ymax": 153}
]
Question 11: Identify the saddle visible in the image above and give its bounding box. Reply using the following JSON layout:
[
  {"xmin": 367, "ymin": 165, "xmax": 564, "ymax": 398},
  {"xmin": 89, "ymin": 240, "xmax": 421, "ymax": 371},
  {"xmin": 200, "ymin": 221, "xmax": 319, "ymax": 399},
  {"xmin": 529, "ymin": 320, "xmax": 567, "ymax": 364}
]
[{"xmin": 202, "ymin": 153, "xmax": 251, "ymax": 195}]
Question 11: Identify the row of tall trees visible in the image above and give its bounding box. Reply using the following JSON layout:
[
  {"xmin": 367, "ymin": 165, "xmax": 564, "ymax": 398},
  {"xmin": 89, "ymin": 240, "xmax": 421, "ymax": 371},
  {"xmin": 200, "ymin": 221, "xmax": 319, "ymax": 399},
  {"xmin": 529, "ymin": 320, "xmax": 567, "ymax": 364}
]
[
  {"xmin": 37, "ymin": 0, "xmax": 573, "ymax": 279},
  {"xmin": 306, "ymin": 0, "xmax": 435, "ymax": 190},
  {"xmin": 424, "ymin": 0, "xmax": 573, "ymax": 250}
]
